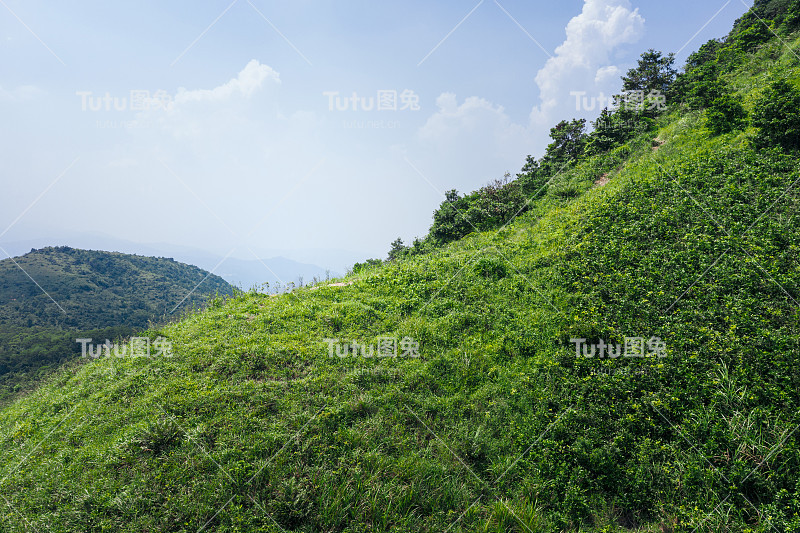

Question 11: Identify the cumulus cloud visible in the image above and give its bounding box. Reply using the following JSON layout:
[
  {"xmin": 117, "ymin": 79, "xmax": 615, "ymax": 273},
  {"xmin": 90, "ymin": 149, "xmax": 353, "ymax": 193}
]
[
  {"xmin": 530, "ymin": 0, "xmax": 645, "ymax": 125},
  {"xmin": 418, "ymin": 93, "xmax": 532, "ymax": 157},
  {"xmin": 420, "ymin": 94, "xmax": 513, "ymax": 139},
  {"xmin": 594, "ymin": 65, "xmax": 621, "ymax": 84},
  {"xmin": 408, "ymin": 0, "xmax": 647, "ymax": 198},
  {"xmin": 174, "ymin": 59, "xmax": 280, "ymax": 104},
  {"xmin": 128, "ymin": 59, "xmax": 325, "ymax": 199},
  {"xmin": 415, "ymin": 0, "xmax": 646, "ymax": 165},
  {"xmin": 0, "ymin": 84, "xmax": 44, "ymax": 102},
  {"xmin": 411, "ymin": 93, "xmax": 536, "ymax": 194},
  {"xmin": 139, "ymin": 59, "xmax": 289, "ymax": 142}
]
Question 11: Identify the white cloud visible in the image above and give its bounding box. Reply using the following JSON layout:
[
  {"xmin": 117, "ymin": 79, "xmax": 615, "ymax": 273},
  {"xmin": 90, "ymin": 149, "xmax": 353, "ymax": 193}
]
[
  {"xmin": 530, "ymin": 0, "xmax": 645, "ymax": 127},
  {"xmin": 410, "ymin": 93, "xmax": 536, "ymax": 196},
  {"xmin": 139, "ymin": 60, "xmax": 289, "ymax": 142},
  {"xmin": 594, "ymin": 65, "xmax": 621, "ymax": 84},
  {"xmin": 174, "ymin": 59, "xmax": 280, "ymax": 104},
  {"xmin": 409, "ymin": 0, "xmax": 646, "ymax": 195},
  {"xmin": 420, "ymin": 94, "xmax": 504, "ymax": 139},
  {"xmin": 418, "ymin": 93, "xmax": 532, "ymax": 156},
  {"xmin": 0, "ymin": 84, "xmax": 44, "ymax": 101}
]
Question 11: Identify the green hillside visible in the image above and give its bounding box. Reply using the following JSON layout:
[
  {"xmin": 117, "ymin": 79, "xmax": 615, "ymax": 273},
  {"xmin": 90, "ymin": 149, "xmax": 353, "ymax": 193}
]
[
  {"xmin": 0, "ymin": 247, "xmax": 236, "ymax": 401},
  {"xmin": 1, "ymin": 3, "xmax": 799, "ymax": 531}
]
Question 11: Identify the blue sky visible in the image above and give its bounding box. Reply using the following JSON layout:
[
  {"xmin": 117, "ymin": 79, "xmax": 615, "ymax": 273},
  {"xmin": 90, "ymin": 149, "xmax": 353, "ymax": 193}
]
[{"xmin": 1, "ymin": 0, "xmax": 753, "ymax": 268}]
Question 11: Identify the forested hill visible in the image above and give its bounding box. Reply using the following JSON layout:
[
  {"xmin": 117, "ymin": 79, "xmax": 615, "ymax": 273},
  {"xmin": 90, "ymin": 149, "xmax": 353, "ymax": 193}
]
[
  {"xmin": 0, "ymin": 246, "xmax": 234, "ymax": 330},
  {"xmin": 0, "ymin": 246, "xmax": 236, "ymax": 400}
]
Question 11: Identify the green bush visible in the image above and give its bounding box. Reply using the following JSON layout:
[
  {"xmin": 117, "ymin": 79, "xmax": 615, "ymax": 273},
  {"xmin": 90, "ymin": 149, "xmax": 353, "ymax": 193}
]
[
  {"xmin": 352, "ymin": 258, "xmax": 382, "ymax": 273},
  {"xmin": 752, "ymin": 78, "xmax": 800, "ymax": 151},
  {"xmin": 706, "ymin": 93, "xmax": 748, "ymax": 134}
]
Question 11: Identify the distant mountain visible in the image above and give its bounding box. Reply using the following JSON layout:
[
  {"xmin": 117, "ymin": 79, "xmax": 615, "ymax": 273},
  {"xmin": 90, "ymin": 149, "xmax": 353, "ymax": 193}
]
[
  {"xmin": 153, "ymin": 251, "xmax": 340, "ymax": 291},
  {"xmin": 246, "ymin": 247, "xmax": 370, "ymax": 276},
  {"xmin": 0, "ymin": 246, "xmax": 237, "ymax": 400}
]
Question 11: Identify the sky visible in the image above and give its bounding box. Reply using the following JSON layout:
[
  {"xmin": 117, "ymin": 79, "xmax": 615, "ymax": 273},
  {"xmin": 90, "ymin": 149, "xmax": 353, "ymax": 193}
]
[{"xmin": 0, "ymin": 0, "xmax": 754, "ymax": 270}]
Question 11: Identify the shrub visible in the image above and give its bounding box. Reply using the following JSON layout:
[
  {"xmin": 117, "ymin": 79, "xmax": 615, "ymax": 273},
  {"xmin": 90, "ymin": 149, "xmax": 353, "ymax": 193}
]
[
  {"xmin": 426, "ymin": 178, "xmax": 529, "ymax": 248},
  {"xmin": 730, "ymin": 9, "xmax": 775, "ymax": 51},
  {"xmin": 752, "ymin": 78, "xmax": 800, "ymax": 151},
  {"xmin": 585, "ymin": 108, "xmax": 654, "ymax": 156},
  {"xmin": 473, "ymin": 256, "xmax": 508, "ymax": 281},
  {"xmin": 706, "ymin": 93, "xmax": 748, "ymax": 134},
  {"xmin": 352, "ymin": 258, "xmax": 382, "ymax": 273},
  {"xmin": 787, "ymin": 0, "xmax": 800, "ymax": 29}
]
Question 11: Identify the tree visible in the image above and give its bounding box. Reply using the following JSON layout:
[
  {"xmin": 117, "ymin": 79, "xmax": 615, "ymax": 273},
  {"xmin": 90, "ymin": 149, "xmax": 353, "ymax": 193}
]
[
  {"xmin": 429, "ymin": 190, "xmax": 472, "ymax": 245},
  {"xmin": 684, "ymin": 39, "xmax": 723, "ymax": 71},
  {"xmin": 706, "ymin": 93, "xmax": 748, "ymax": 135},
  {"xmin": 471, "ymin": 176, "xmax": 528, "ymax": 230},
  {"xmin": 516, "ymin": 155, "xmax": 548, "ymax": 197},
  {"xmin": 752, "ymin": 79, "xmax": 800, "ymax": 151},
  {"xmin": 387, "ymin": 238, "xmax": 407, "ymax": 261},
  {"xmin": 672, "ymin": 40, "xmax": 725, "ymax": 108},
  {"xmin": 733, "ymin": 19, "xmax": 774, "ymax": 52},
  {"xmin": 542, "ymin": 119, "xmax": 587, "ymax": 168},
  {"xmin": 408, "ymin": 237, "xmax": 430, "ymax": 257},
  {"xmin": 584, "ymin": 108, "xmax": 652, "ymax": 155},
  {"xmin": 733, "ymin": 0, "xmax": 797, "ymax": 35},
  {"xmin": 584, "ymin": 109, "xmax": 619, "ymax": 155},
  {"xmin": 751, "ymin": 0, "xmax": 793, "ymax": 19},
  {"xmin": 786, "ymin": 0, "xmax": 800, "ymax": 30},
  {"xmin": 517, "ymin": 119, "xmax": 590, "ymax": 196},
  {"xmin": 622, "ymin": 49, "xmax": 678, "ymax": 99}
]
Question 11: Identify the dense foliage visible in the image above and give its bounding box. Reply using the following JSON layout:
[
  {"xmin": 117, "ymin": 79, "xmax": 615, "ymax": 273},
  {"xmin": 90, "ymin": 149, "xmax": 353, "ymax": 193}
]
[
  {"xmin": 752, "ymin": 78, "xmax": 800, "ymax": 150},
  {"xmin": 621, "ymin": 49, "xmax": 678, "ymax": 99}
]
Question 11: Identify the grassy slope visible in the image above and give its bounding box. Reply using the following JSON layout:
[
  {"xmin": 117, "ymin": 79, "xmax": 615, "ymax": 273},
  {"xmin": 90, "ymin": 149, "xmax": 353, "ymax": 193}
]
[{"xmin": 1, "ymin": 36, "xmax": 799, "ymax": 533}]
